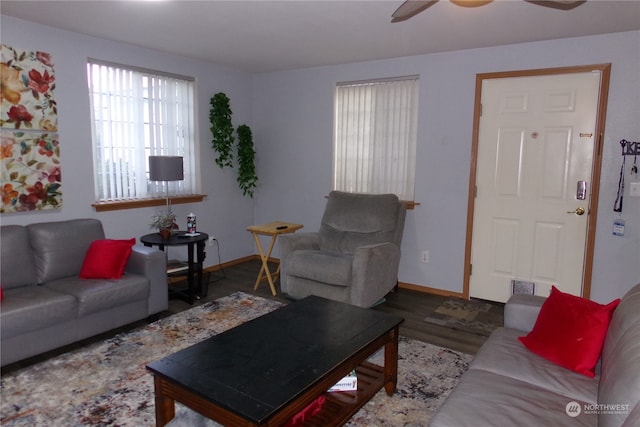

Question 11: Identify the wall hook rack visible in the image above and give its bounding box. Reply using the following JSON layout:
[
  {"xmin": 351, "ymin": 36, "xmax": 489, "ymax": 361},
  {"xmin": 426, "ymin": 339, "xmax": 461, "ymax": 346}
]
[{"xmin": 620, "ymin": 139, "xmax": 640, "ymax": 156}]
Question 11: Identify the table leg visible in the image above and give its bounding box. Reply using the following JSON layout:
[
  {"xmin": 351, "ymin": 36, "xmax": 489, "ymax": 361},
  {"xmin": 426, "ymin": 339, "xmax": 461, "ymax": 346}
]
[
  {"xmin": 196, "ymin": 241, "xmax": 207, "ymax": 297},
  {"xmin": 153, "ymin": 377, "xmax": 175, "ymax": 427},
  {"xmin": 187, "ymin": 242, "xmax": 195, "ymax": 304},
  {"xmin": 383, "ymin": 325, "xmax": 399, "ymax": 396},
  {"xmin": 252, "ymin": 233, "xmax": 278, "ymax": 296}
]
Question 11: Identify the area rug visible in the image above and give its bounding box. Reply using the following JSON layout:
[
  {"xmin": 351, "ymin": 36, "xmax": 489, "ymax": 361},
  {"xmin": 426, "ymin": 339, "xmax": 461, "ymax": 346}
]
[
  {"xmin": 1, "ymin": 292, "xmax": 472, "ymax": 426},
  {"xmin": 423, "ymin": 297, "xmax": 502, "ymax": 337}
]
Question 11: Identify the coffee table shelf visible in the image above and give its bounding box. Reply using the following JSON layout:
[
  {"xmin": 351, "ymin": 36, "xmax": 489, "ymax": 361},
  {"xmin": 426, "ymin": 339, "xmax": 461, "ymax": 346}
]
[{"xmin": 304, "ymin": 361, "xmax": 384, "ymax": 427}]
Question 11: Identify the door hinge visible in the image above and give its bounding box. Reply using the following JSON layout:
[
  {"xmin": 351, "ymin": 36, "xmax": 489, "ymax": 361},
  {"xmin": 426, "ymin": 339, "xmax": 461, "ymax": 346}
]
[
  {"xmin": 479, "ymin": 103, "xmax": 483, "ymax": 117},
  {"xmin": 469, "ymin": 264, "xmax": 472, "ymax": 275},
  {"xmin": 474, "ymin": 186, "xmax": 477, "ymax": 198}
]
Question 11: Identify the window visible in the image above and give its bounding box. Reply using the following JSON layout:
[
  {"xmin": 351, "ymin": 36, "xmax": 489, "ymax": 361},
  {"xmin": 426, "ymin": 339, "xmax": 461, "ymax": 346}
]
[
  {"xmin": 87, "ymin": 60, "xmax": 196, "ymax": 203},
  {"xmin": 333, "ymin": 76, "xmax": 418, "ymax": 201}
]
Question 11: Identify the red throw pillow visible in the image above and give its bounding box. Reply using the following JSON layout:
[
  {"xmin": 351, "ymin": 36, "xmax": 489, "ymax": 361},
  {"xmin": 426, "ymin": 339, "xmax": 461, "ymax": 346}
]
[
  {"xmin": 79, "ymin": 238, "xmax": 136, "ymax": 280},
  {"xmin": 518, "ymin": 286, "xmax": 620, "ymax": 377}
]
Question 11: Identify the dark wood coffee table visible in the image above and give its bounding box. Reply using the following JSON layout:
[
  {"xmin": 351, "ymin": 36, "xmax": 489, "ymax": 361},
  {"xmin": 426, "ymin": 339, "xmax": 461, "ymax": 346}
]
[{"xmin": 146, "ymin": 295, "xmax": 404, "ymax": 426}]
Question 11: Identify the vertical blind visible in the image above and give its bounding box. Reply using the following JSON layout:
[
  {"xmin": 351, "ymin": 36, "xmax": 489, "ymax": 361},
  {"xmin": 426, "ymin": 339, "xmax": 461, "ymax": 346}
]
[
  {"xmin": 87, "ymin": 60, "xmax": 196, "ymax": 201},
  {"xmin": 333, "ymin": 76, "xmax": 419, "ymax": 201}
]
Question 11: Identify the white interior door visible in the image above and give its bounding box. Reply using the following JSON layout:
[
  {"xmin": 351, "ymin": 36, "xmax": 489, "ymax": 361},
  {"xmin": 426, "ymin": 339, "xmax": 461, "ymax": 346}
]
[{"xmin": 469, "ymin": 71, "xmax": 601, "ymax": 302}]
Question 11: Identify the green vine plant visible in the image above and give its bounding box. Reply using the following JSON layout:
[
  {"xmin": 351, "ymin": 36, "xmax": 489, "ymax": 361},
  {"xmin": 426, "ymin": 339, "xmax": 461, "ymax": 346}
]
[
  {"xmin": 209, "ymin": 93, "xmax": 235, "ymax": 168},
  {"xmin": 236, "ymin": 124, "xmax": 258, "ymax": 198},
  {"xmin": 208, "ymin": 92, "xmax": 259, "ymax": 198}
]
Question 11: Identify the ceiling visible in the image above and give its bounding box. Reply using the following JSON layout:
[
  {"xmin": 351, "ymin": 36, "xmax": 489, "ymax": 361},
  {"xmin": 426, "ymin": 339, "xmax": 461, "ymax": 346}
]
[{"xmin": 2, "ymin": 0, "xmax": 639, "ymax": 73}]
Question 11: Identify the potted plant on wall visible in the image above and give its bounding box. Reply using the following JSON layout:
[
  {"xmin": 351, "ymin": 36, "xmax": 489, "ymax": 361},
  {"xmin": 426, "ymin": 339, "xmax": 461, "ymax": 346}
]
[
  {"xmin": 209, "ymin": 93, "xmax": 235, "ymax": 168},
  {"xmin": 236, "ymin": 124, "xmax": 257, "ymax": 197},
  {"xmin": 209, "ymin": 92, "xmax": 258, "ymax": 198}
]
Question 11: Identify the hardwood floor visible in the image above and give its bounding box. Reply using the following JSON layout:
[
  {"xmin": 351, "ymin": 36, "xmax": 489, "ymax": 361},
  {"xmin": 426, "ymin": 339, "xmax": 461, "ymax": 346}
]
[
  {"xmin": 171, "ymin": 259, "xmax": 504, "ymax": 355},
  {"xmin": 2, "ymin": 259, "xmax": 503, "ymax": 374}
]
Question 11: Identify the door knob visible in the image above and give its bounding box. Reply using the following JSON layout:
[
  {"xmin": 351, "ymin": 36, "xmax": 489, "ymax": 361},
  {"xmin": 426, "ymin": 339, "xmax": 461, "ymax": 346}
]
[{"xmin": 567, "ymin": 207, "xmax": 586, "ymax": 216}]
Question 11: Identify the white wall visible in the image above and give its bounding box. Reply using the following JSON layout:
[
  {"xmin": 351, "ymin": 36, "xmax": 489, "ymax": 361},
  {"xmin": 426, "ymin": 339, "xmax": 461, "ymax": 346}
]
[
  {"xmin": 252, "ymin": 31, "xmax": 640, "ymax": 303},
  {"xmin": 2, "ymin": 14, "xmax": 638, "ymax": 302},
  {"xmin": 0, "ymin": 16, "xmax": 257, "ymax": 265}
]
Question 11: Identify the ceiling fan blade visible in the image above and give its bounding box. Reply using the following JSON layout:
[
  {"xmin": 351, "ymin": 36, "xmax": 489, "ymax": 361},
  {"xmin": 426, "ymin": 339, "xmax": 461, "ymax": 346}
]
[
  {"xmin": 391, "ymin": 0, "xmax": 584, "ymax": 24},
  {"xmin": 524, "ymin": 0, "xmax": 586, "ymax": 10},
  {"xmin": 391, "ymin": 0, "xmax": 439, "ymax": 23}
]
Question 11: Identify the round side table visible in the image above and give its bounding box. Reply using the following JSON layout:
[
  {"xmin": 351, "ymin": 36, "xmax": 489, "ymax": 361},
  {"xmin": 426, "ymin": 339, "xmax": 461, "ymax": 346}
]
[{"xmin": 141, "ymin": 231, "xmax": 209, "ymax": 304}]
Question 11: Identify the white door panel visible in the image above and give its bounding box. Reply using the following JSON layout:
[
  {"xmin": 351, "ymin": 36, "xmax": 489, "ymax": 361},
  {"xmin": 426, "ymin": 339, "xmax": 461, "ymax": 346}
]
[{"xmin": 470, "ymin": 72, "xmax": 600, "ymax": 302}]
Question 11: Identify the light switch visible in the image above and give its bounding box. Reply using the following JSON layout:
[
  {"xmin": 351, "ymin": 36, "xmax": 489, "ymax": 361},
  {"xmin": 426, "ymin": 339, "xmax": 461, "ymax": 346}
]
[{"xmin": 630, "ymin": 182, "xmax": 640, "ymax": 197}]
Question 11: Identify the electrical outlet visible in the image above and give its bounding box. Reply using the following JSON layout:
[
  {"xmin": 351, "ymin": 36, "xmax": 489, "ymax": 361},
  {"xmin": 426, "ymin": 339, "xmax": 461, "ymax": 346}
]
[
  {"xmin": 421, "ymin": 250, "xmax": 429, "ymax": 263},
  {"xmin": 208, "ymin": 236, "xmax": 216, "ymax": 247}
]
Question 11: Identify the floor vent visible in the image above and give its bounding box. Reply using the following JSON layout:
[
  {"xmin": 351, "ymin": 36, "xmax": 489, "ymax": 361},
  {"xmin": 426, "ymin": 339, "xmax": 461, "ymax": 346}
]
[{"xmin": 512, "ymin": 280, "xmax": 535, "ymax": 295}]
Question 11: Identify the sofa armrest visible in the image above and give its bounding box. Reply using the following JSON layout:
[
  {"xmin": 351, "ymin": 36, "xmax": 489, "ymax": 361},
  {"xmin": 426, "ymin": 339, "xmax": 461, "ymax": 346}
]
[
  {"xmin": 504, "ymin": 294, "xmax": 546, "ymax": 332},
  {"xmin": 126, "ymin": 245, "xmax": 167, "ymax": 315},
  {"xmin": 350, "ymin": 242, "xmax": 401, "ymax": 307}
]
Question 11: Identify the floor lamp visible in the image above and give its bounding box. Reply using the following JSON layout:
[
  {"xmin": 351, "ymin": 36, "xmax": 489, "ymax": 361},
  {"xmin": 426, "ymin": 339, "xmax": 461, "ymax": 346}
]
[{"xmin": 148, "ymin": 155, "xmax": 184, "ymax": 215}]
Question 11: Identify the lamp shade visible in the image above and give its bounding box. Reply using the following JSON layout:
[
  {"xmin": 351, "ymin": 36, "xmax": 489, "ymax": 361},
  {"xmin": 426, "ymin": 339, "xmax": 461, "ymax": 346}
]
[{"xmin": 149, "ymin": 156, "xmax": 184, "ymax": 181}]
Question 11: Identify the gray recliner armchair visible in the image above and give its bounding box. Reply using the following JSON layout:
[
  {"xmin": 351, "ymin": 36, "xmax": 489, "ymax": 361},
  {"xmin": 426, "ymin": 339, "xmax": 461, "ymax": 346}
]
[{"xmin": 279, "ymin": 191, "xmax": 406, "ymax": 308}]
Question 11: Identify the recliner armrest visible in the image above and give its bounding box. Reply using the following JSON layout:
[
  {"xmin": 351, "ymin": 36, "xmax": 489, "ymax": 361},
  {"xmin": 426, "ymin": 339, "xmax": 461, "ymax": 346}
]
[
  {"xmin": 504, "ymin": 294, "xmax": 546, "ymax": 332},
  {"xmin": 350, "ymin": 242, "xmax": 401, "ymax": 307}
]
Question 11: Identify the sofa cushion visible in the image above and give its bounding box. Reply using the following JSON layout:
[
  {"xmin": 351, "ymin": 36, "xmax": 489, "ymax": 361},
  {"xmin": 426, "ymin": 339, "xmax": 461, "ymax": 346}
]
[
  {"xmin": 286, "ymin": 250, "xmax": 352, "ymax": 287},
  {"xmin": 79, "ymin": 238, "xmax": 136, "ymax": 279},
  {"xmin": 45, "ymin": 274, "xmax": 149, "ymax": 317},
  {"xmin": 0, "ymin": 285, "xmax": 77, "ymax": 338},
  {"xmin": 28, "ymin": 219, "xmax": 106, "ymax": 284},
  {"xmin": 472, "ymin": 327, "xmax": 599, "ymax": 404},
  {"xmin": 0, "ymin": 225, "xmax": 38, "ymax": 289},
  {"xmin": 621, "ymin": 401, "xmax": 640, "ymax": 427},
  {"xmin": 518, "ymin": 286, "xmax": 620, "ymax": 377},
  {"xmin": 429, "ymin": 368, "xmax": 598, "ymax": 427}
]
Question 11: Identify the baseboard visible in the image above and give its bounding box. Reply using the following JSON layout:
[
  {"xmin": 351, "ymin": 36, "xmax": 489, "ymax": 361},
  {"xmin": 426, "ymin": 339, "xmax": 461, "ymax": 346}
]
[
  {"xmin": 398, "ymin": 282, "xmax": 466, "ymax": 299},
  {"xmin": 203, "ymin": 255, "xmax": 257, "ymax": 273},
  {"xmin": 207, "ymin": 256, "xmax": 467, "ymax": 300}
]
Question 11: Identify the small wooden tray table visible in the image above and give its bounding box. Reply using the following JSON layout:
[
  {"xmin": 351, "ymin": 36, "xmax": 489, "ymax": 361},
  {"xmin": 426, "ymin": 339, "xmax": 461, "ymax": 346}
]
[{"xmin": 246, "ymin": 221, "xmax": 303, "ymax": 295}]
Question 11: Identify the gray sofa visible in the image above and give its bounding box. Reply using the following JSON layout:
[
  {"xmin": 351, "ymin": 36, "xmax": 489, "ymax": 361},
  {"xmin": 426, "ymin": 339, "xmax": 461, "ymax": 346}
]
[
  {"xmin": 429, "ymin": 283, "xmax": 640, "ymax": 427},
  {"xmin": 279, "ymin": 191, "xmax": 406, "ymax": 308},
  {"xmin": 1, "ymin": 218, "xmax": 168, "ymax": 367}
]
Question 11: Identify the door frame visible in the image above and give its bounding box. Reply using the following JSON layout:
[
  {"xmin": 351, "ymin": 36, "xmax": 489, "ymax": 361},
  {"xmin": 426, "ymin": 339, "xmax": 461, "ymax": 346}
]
[{"xmin": 463, "ymin": 63, "xmax": 611, "ymax": 300}]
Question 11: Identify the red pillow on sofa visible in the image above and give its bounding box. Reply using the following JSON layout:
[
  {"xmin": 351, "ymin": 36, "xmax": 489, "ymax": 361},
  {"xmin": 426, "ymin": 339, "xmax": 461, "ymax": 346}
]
[
  {"xmin": 79, "ymin": 238, "xmax": 136, "ymax": 280},
  {"xmin": 518, "ymin": 286, "xmax": 620, "ymax": 377}
]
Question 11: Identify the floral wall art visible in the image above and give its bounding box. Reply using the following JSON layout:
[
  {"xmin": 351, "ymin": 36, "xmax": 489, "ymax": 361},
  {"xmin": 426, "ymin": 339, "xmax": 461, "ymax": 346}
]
[{"xmin": 1, "ymin": 44, "xmax": 61, "ymax": 213}]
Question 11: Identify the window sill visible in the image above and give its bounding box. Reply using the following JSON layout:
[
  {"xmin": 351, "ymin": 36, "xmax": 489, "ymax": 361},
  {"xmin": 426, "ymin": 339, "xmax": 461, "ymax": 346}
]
[
  {"xmin": 92, "ymin": 194, "xmax": 206, "ymax": 212},
  {"xmin": 326, "ymin": 195, "xmax": 419, "ymax": 210},
  {"xmin": 402, "ymin": 200, "xmax": 420, "ymax": 210}
]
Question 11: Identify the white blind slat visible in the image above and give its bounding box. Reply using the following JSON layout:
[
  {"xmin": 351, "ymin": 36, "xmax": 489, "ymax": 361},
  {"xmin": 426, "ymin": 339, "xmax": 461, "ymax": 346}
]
[
  {"xmin": 88, "ymin": 61, "xmax": 196, "ymax": 202},
  {"xmin": 334, "ymin": 77, "xmax": 418, "ymax": 201}
]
